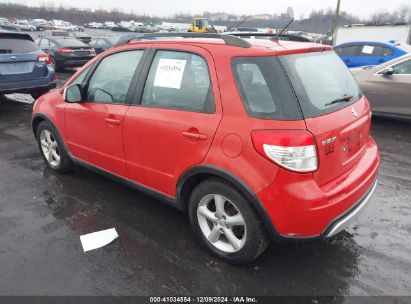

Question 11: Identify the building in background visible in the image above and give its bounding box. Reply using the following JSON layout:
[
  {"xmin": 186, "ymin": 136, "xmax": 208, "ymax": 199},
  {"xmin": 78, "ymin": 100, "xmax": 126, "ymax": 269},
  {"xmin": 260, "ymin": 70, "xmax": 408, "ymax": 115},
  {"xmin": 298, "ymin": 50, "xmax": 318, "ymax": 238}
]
[{"xmin": 287, "ymin": 7, "xmax": 295, "ymax": 19}]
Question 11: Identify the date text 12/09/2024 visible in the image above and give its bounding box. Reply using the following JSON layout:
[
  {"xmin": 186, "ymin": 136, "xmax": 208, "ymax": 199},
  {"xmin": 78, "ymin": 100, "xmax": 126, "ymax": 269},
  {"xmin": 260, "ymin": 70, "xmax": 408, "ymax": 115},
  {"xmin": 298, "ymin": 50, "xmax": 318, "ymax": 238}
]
[{"xmin": 149, "ymin": 297, "xmax": 258, "ymax": 303}]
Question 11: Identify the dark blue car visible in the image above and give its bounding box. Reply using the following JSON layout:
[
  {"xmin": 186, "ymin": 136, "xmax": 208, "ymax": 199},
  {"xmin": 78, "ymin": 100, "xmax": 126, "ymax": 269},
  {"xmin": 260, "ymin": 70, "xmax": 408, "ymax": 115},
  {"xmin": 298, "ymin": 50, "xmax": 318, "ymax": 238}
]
[
  {"xmin": 0, "ymin": 31, "xmax": 56, "ymax": 99},
  {"xmin": 334, "ymin": 41, "xmax": 410, "ymax": 68}
]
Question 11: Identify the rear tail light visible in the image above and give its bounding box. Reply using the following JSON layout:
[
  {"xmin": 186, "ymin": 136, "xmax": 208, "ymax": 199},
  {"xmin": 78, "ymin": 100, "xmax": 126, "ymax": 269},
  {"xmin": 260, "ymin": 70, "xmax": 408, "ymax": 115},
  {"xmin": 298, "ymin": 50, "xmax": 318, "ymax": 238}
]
[
  {"xmin": 37, "ymin": 54, "xmax": 51, "ymax": 65},
  {"xmin": 58, "ymin": 48, "xmax": 75, "ymax": 54},
  {"xmin": 252, "ymin": 130, "xmax": 318, "ymax": 173},
  {"xmin": 52, "ymin": 73, "xmax": 57, "ymax": 81}
]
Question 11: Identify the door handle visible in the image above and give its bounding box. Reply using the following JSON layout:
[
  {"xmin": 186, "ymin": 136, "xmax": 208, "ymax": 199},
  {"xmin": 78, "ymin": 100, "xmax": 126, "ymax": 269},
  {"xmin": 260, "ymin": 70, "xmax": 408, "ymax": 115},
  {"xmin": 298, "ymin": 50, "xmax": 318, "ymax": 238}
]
[
  {"xmin": 105, "ymin": 118, "xmax": 121, "ymax": 125},
  {"xmin": 378, "ymin": 59, "xmax": 385, "ymax": 63},
  {"xmin": 182, "ymin": 131, "xmax": 208, "ymax": 140}
]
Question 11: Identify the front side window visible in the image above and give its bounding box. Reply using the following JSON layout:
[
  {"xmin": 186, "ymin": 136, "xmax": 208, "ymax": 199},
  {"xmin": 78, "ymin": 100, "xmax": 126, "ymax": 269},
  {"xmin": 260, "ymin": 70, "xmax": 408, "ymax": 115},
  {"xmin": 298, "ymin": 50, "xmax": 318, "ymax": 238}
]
[
  {"xmin": 141, "ymin": 50, "xmax": 214, "ymax": 113},
  {"xmin": 86, "ymin": 50, "xmax": 144, "ymax": 104},
  {"xmin": 335, "ymin": 45, "xmax": 359, "ymax": 57},
  {"xmin": 393, "ymin": 59, "xmax": 411, "ymax": 74}
]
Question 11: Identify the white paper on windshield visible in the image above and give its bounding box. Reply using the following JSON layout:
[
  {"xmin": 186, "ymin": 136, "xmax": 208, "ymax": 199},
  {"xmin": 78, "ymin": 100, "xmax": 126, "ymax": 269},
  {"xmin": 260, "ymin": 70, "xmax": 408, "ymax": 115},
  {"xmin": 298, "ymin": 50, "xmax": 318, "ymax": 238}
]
[
  {"xmin": 362, "ymin": 45, "xmax": 374, "ymax": 54},
  {"xmin": 80, "ymin": 228, "xmax": 119, "ymax": 252},
  {"xmin": 153, "ymin": 59, "xmax": 187, "ymax": 89}
]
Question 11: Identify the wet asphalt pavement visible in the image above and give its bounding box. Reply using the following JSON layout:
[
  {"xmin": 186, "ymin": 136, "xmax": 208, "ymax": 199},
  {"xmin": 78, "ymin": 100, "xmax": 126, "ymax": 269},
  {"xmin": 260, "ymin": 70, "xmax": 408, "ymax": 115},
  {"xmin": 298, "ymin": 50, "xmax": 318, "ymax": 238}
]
[{"xmin": 0, "ymin": 69, "xmax": 411, "ymax": 298}]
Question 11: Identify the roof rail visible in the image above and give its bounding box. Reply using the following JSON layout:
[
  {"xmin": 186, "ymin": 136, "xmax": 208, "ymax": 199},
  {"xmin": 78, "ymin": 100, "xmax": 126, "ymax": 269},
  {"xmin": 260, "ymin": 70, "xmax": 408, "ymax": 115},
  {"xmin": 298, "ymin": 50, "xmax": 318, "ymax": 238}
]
[{"xmin": 127, "ymin": 32, "xmax": 251, "ymax": 48}]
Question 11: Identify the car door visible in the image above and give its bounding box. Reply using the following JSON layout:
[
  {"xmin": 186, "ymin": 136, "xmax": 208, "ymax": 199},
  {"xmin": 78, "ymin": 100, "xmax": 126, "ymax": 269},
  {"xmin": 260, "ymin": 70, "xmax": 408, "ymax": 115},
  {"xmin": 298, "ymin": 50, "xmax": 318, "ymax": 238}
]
[
  {"xmin": 123, "ymin": 46, "xmax": 223, "ymax": 197},
  {"xmin": 64, "ymin": 49, "xmax": 146, "ymax": 177},
  {"xmin": 356, "ymin": 44, "xmax": 394, "ymax": 67},
  {"xmin": 364, "ymin": 58, "xmax": 411, "ymax": 116}
]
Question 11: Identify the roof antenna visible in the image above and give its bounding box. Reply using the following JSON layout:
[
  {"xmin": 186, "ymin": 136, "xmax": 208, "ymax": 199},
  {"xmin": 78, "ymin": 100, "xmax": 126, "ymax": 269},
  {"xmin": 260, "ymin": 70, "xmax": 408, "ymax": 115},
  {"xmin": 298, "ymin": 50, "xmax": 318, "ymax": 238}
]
[{"xmin": 274, "ymin": 18, "xmax": 294, "ymax": 41}]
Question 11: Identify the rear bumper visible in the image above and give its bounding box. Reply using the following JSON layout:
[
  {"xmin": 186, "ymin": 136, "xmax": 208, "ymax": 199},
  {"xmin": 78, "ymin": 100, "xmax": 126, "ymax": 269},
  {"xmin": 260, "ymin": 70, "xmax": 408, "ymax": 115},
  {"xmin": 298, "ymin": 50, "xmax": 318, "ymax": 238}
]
[
  {"xmin": 257, "ymin": 137, "xmax": 380, "ymax": 239},
  {"xmin": 56, "ymin": 56, "xmax": 94, "ymax": 68},
  {"xmin": 323, "ymin": 179, "xmax": 377, "ymax": 237},
  {"xmin": 0, "ymin": 78, "xmax": 56, "ymax": 94}
]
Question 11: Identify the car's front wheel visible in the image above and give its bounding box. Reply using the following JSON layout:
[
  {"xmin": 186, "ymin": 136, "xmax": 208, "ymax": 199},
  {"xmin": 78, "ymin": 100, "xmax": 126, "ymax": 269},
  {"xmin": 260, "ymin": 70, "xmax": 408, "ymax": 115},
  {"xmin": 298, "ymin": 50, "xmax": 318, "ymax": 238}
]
[
  {"xmin": 36, "ymin": 121, "xmax": 74, "ymax": 173},
  {"xmin": 189, "ymin": 178, "xmax": 269, "ymax": 264}
]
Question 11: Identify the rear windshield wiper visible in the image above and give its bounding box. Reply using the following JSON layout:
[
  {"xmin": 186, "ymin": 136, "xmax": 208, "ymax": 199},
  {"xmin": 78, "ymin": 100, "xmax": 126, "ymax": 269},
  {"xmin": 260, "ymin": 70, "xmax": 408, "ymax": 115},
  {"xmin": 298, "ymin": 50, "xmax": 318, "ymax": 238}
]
[{"xmin": 325, "ymin": 95, "xmax": 353, "ymax": 107}]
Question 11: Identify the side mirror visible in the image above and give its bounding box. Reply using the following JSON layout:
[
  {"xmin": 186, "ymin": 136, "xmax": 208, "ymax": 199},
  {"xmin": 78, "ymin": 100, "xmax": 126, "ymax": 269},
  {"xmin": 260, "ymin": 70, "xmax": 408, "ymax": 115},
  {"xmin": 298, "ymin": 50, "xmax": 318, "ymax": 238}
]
[
  {"xmin": 63, "ymin": 84, "xmax": 82, "ymax": 102},
  {"xmin": 380, "ymin": 67, "xmax": 394, "ymax": 76}
]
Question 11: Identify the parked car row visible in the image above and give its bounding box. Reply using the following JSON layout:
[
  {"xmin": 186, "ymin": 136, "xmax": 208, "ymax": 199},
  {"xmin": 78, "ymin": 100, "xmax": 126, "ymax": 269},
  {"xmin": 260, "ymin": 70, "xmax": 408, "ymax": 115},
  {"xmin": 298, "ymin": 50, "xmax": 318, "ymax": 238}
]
[
  {"xmin": 85, "ymin": 20, "xmax": 157, "ymax": 33},
  {"xmin": 352, "ymin": 53, "xmax": 411, "ymax": 119},
  {"xmin": 0, "ymin": 17, "xmax": 84, "ymax": 32},
  {"xmin": 335, "ymin": 41, "xmax": 411, "ymax": 67},
  {"xmin": 2, "ymin": 26, "xmax": 410, "ymax": 121},
  {"xmin": 331, "ymin": 38, "xmax": 411, "ymax": 119}
]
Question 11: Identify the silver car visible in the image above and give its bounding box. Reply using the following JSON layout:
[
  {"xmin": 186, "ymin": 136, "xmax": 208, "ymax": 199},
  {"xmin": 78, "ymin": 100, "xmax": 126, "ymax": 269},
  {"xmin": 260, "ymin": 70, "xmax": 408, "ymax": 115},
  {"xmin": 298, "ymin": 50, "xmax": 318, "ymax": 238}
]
[{"xmin": 352, "ymin": 54, "xmax": 411, "ymax": 119}]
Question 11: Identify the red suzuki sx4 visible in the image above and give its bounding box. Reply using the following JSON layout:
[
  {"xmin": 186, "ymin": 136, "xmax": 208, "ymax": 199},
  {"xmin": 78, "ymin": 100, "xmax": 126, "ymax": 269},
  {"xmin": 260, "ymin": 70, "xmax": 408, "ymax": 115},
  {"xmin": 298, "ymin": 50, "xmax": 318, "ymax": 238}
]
[{"xmin": 32, "ymin": 34, "xmax": 380, "ymax": 264}]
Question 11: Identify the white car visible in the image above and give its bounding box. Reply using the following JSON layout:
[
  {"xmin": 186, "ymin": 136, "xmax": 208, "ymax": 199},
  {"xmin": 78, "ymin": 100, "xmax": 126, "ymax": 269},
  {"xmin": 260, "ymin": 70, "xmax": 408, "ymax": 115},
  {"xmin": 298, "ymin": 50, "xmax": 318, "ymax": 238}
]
[{"xmin": 14, "ymin": 21, "xmax": 36, "ymax": 31}]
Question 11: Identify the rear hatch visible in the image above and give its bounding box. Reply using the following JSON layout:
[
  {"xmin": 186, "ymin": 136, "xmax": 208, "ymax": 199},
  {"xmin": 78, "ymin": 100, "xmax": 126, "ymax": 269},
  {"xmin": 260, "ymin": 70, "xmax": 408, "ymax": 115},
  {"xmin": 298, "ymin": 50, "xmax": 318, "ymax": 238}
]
[
  {"xmin": 0, "ymin": 34, "xmax": 48, "ymax": 82},
  {"xmin": 279, "ymin": 51, "xmax": 371, "ymax": 186}
]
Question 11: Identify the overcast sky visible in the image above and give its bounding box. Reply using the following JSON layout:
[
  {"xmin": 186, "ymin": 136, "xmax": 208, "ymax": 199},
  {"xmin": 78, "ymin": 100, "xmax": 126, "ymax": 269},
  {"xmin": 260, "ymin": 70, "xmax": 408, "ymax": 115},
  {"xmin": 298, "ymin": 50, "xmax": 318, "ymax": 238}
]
[{"xmin": 6, "ymin": 0, "xmax": 408, "ymax": 19}]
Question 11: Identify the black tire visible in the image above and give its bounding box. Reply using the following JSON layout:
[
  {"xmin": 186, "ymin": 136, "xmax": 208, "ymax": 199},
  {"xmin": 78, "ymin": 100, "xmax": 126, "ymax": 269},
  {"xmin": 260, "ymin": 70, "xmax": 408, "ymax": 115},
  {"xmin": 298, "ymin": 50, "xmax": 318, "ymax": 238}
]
[
  {"xmin": 50, "ymin": 56, "xmax": 63, "ymax": 72},
  {"xmin": 36, "ymin": 121, "xmax": 74, "ymax": 173},
  {"xmin": 188, "ymin": 178, "xmax": 269, "ymax": 264}
]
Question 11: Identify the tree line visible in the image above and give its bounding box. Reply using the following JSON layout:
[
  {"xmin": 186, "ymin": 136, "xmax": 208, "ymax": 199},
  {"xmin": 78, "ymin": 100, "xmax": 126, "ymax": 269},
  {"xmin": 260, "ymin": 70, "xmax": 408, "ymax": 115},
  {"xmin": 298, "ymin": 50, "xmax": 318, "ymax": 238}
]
[{"xmin": 0, "ymin": 2, "xmax": 410, "ymax": 34}]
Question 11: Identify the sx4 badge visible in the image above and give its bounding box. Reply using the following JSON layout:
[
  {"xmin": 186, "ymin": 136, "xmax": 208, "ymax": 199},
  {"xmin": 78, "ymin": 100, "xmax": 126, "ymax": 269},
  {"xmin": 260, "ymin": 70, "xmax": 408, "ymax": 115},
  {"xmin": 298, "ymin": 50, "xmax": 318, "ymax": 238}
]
[{"xmin": 322, "ymin": 136, "xmax": 337, "ymax": 155}]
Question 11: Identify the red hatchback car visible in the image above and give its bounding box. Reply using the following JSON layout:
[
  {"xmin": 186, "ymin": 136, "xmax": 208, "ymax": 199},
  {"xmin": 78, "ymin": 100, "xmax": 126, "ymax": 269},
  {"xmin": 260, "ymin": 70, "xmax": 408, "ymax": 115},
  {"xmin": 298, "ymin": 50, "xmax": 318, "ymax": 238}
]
[{"xmin": 32, "ymin": 34, "xmax": 380, "ymax": 264}]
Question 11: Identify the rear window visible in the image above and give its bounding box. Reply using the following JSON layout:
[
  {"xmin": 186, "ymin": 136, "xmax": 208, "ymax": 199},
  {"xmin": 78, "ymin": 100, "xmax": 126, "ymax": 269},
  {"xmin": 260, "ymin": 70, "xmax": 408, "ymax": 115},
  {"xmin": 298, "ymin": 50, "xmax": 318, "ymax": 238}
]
[
  {"xmin": 0, "ymin": 38, "xmax": 39, "ymax": 54},
  {"xmin": 279, "ymin": 51, "xmax": 363, "ymax": 118},
  {"xmin": 231, "ymin": 57, "xmax": 302, "ymax": 120},
  {"xmin": 53, "ymin": 38, "xmax": 88, "ymax": 47}
]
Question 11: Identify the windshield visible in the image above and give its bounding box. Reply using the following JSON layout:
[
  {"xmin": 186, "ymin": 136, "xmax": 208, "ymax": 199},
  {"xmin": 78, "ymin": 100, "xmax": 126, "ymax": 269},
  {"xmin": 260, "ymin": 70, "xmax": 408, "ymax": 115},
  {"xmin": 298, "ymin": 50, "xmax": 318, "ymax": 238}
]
[{"xmin": 279, "ymin": 51, "xmax": 363, "ymax": 118}]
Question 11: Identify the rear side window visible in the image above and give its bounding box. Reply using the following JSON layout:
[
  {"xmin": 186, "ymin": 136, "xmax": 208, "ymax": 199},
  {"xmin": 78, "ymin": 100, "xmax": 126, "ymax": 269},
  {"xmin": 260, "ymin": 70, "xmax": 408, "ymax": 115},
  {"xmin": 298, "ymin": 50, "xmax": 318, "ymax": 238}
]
[
  {"xmin": 231, "ymin": 57, "xmax": 302, "ymax": 120},
  {"xmin": 279, "ymin": 51, "xmax": 363, "ymax": 118},
  {"xmin": 0, "ymin": 38, "xmax": 39, "ymax": 54},
  {"xmin": 141, "ymin": 50, "xmax": 214, "ymax": 113},
  {"xmin": 360, "ymin": 45, "xmax": 393, "ymax": 57}
]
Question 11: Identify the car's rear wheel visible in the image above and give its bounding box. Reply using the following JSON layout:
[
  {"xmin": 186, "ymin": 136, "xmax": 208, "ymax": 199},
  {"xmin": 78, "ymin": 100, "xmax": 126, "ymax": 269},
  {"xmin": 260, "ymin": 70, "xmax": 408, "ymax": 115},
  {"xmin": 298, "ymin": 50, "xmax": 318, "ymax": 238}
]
[
  {"xmin": 189, "ymin": 178, "xmax": 269, "ymax": 264},
  {"xmin": 50, "ymin": 56, "xmax": 62, "ymax": 72},
  {"xmin": 36, "ymin": 121, "xmax": 73, "ymax": 173}
]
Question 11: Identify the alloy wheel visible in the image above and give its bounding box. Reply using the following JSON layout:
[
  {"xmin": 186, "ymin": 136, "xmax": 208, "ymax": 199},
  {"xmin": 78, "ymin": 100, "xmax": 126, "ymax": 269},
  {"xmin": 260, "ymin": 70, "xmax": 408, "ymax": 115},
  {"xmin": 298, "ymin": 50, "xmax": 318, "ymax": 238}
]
[
  {"xmin": 197, "ymin": 194, "xmax": 247, "ymax": 253},
  {"xmin": 40, "ymin": 129, "xmax": 61, "ymax": 168}
]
